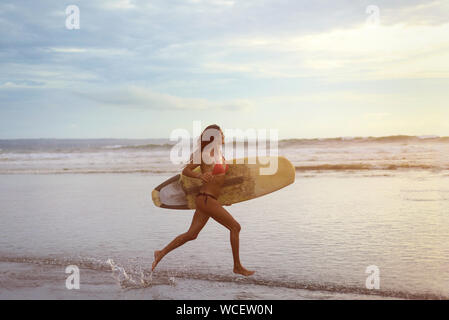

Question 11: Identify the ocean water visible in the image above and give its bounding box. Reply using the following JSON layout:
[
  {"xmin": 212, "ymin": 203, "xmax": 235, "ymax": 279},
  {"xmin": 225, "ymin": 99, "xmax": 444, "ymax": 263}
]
[
  {"xmin": 1, "ymin": 136, "xmax": 448, "ymax": 174},
  {"xmin": 0, "ymin": 137, "xmax": 448, "ymax": 299}
]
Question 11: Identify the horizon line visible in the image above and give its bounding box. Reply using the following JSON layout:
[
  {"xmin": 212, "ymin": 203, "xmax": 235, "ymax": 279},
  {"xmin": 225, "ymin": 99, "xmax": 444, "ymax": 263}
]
[{"xmin": 0, "ymin": 134, "xmax": 447, "ymax": 141}]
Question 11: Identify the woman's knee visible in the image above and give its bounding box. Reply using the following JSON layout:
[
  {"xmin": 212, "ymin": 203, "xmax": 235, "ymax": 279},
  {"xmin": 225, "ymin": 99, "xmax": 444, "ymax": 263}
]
[
  {"xmin": 184, "ymin": 232, "xmax": 198, "ymax": 241},
  {"xmin": 230, "ymin": 222, "xmax": 241, "ymax": 233}
]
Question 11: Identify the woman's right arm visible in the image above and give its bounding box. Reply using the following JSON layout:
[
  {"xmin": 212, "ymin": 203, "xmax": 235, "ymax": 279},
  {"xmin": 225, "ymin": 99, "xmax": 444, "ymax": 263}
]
[
  {"xmin": 182, "ymin": 163, "xmax": 201, "ymax": 179},
  {"xmin": 182, "ymin": 163, "xmax": 213, "ymax": 183}
]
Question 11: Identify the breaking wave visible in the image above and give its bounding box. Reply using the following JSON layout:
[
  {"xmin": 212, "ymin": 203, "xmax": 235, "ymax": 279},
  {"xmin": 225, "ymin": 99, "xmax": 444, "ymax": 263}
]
[
  {"xmin": 294, "ymin": 163, "xmax": 444, "ymax": 171},
  {"xmin": 280, "ymin": 135, "xmax": 449, "ymax": 147},
  {"xmin": 1, "ymin": 135, "xmax": 448, "ymax": 153}
]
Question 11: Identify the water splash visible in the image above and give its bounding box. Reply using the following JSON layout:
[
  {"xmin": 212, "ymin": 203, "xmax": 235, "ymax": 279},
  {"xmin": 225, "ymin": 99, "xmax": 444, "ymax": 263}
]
[{"xmin": 106, "ymin": 258, "xmax": 152, "ymax": 289}]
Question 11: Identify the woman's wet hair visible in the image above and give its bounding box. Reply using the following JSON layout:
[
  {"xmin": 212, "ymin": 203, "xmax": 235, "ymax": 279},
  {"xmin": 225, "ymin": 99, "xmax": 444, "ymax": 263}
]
[
  {"xmin": 199, "ymin": 124, "xmax": 222, "ymax": 153},
  {"xmin": 186, "ymin": 124, "xmax": 223, "ymax": 165}
]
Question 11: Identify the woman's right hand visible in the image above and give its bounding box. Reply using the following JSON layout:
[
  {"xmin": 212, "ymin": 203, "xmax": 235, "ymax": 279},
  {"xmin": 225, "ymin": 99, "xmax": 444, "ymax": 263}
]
[{"xmin": 200, "ymin": 172, "xmax": 213, "ymax": 183}]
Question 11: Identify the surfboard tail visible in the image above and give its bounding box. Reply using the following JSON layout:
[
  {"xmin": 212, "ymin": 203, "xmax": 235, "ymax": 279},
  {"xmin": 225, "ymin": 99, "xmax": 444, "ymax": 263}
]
[{"xmin": 151, "ymin": 189, "xmax": 161, "ymax": 207}]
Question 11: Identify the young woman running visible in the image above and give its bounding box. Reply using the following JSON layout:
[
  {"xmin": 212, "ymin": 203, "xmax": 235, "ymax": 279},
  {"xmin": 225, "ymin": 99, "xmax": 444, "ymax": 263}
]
[{"xmin": 152, "ymin": 124, "xmax": 254, "ymax": 276}]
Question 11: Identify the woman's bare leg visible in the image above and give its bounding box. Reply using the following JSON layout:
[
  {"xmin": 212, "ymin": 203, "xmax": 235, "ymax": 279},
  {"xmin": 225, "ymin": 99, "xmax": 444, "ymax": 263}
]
[
  {"xmin": 197, "ymin": 197, "xmax": 254, "ymax": 276},
  {"xmin": 152, "ymin": 209, "xmax": 209, "ymax": 271}
]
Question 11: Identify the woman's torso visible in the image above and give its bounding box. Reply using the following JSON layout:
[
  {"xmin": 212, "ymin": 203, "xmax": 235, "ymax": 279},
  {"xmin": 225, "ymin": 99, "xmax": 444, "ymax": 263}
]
[{"xmin": 199, "ymin": 162, "xmax": 228, "ymax": 197}]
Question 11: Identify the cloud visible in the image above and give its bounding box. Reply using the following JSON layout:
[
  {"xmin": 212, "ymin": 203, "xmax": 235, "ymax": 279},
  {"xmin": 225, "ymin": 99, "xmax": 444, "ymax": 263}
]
[
  {"xmin": 78, "ymin": 86, "xmax": 253, "ymax": 111},
  {"xmin": 0, "ymin": 80, "xmax": 45, "ymax": 89},
  {"xmin": 196, "ymin": 21, "xmax": 449, "ymax": 80},
  {"xmin": 102, "ymin": 0, "xmax": 137, "ymax": 10},
  {"xmin": 0, "ymin": 63, "xmax": 99, "ymax": 89},
  {"xmin": 47, "ymin": 47, "xmax": 132, "ymax": 56},
  {"xmin": 381, "ymin": 0, "xmax": 449, "ymax": 26},
  {"xmin": 363, "ymin": 113, "xmax": 391, "ymax": 120},
  {"xmin": 48, "ymin": 47, "xmax": 88, "ymax": 53}
]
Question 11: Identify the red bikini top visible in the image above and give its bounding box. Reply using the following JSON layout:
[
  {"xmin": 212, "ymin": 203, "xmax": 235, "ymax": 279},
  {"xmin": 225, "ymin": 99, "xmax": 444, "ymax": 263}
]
[{"xmin": 212, "ymin": 163, "xmax": 229, "ymax": 175}]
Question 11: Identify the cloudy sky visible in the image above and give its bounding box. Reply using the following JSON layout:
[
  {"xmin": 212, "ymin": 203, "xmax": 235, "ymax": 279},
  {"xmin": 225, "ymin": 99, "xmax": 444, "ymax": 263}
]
[{"xmin": 0, "ymin": 0, "xmax": 448, "ymax": 138}]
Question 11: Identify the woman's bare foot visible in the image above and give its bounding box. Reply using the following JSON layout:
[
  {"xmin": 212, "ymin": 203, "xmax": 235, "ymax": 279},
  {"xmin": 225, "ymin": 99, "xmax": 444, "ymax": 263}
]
[
  {"xmin": 152, "ymin": 250, "xmax": 163, "ymax": 271},
  {"xmin": 233, "ymin": 265, "xmax": 255, "ymax": 276}
]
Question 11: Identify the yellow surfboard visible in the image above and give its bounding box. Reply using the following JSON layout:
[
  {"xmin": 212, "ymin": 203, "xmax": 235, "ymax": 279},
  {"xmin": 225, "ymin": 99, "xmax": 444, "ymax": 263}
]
[{"xmin": 152, "ymin": 156, "xmax": 295, "ymax": 210}]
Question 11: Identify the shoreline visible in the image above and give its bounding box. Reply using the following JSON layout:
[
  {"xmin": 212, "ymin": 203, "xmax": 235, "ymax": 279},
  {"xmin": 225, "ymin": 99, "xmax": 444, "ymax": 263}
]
[{"xmin": 0, "ymin": 260, "xmax": 406, "ymax": 300}]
